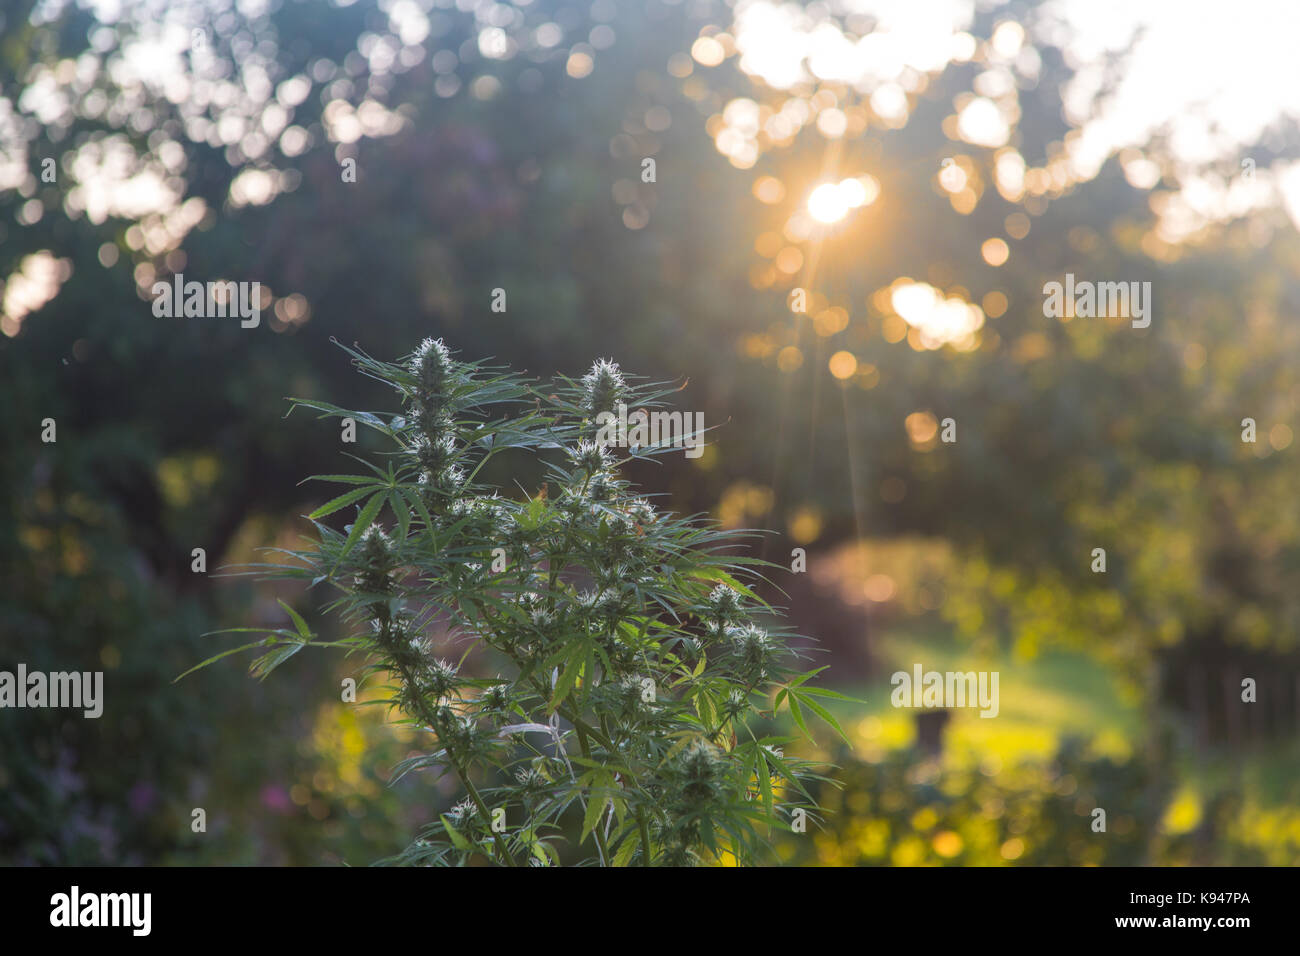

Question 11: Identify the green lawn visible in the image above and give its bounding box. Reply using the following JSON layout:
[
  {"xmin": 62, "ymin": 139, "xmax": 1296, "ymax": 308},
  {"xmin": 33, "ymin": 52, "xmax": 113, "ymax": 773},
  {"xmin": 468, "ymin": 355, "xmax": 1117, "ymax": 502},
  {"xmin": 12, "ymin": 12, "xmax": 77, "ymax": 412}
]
[{"xmin": 808, "ymin": 622, "xmax": 1297, "ymax": 819}]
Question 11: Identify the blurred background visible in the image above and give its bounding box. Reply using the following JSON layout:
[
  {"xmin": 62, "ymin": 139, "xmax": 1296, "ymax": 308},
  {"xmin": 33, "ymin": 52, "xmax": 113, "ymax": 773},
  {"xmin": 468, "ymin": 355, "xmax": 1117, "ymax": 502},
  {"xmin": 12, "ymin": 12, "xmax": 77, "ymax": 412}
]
[{"xmin": 2, "ymin": 0, "xmax": 1298, "ymax": 865}]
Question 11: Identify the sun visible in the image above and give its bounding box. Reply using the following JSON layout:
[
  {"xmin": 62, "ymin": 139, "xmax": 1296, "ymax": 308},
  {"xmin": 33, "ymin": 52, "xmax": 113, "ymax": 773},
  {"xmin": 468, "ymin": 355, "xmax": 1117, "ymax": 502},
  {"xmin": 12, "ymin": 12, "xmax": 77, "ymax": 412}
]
[
  {"xmin": 807, "ymin": 182, "xmax": 850, "ymax": 223},
  {"xmin": 806, "ymin": 177, "xmax": 878, "ymax": 224}
]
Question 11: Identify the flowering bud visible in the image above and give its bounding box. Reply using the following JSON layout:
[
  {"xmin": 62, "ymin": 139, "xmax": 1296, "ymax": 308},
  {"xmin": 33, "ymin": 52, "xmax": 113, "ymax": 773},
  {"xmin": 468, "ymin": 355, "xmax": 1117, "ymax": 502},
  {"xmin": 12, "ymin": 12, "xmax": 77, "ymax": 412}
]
[
  {"xmin": 568, "ymin": 440, "xmax": 614, "ymax": 476},
  {"xmin": 707, "ymin": 584, "xmax": 744, "ymax": 622},
  {"xmin": 410, "ymin": 338, "xmax": 454, "ymax": 393},
  {"xmin": 413, "ymin": 434, "xmax": 457, "ymax": 473},
  {"xmin": 729, "ymin": 624, "xmax": 773, "ymax": 683},
  {"xmin": 356, "ymin": 526, "xmax": 394, "ymax": 595},
  {"xmin": 580, "ymin": 358, "xmax": 626, "ymax": 418}
]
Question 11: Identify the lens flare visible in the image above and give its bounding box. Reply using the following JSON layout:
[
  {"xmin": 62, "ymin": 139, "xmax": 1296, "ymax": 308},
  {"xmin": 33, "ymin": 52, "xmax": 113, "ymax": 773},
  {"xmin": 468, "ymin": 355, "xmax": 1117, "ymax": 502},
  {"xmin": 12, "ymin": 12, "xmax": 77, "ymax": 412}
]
[{"xmin": 806, "ymin": 177, "xmax": 878, "ymax": 224}]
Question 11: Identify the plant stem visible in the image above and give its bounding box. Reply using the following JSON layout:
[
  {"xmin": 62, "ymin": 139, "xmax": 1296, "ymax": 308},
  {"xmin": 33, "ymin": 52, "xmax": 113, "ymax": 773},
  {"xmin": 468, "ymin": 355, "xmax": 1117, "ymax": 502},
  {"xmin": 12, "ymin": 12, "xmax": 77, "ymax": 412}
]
[
  {"xmin": 394, "ymin": 655, "xmax": 520, "ymax": 868},
  {"xmin": 461, "ymin": 773, "xmax": 517, "ymax": 867},
  {"xmin": 636, "ymin": 807, "xmax": 653, "ymax": 866}
]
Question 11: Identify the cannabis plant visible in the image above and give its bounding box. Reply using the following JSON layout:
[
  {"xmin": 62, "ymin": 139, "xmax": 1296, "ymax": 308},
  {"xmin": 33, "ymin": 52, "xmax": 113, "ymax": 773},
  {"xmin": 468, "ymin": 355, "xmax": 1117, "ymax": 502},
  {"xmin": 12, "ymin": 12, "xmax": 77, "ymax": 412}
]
[{"xmin": 186, "ymin": 340, "xmax": 847, "ymax": 866}]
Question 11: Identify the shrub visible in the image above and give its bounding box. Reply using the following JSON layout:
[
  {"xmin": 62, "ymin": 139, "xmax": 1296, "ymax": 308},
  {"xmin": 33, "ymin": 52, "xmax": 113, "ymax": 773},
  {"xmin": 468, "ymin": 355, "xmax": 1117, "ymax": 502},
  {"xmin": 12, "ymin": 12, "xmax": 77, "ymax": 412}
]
[{"xmin": 185, "ymin": 340, "xmax": 846, "ymax": 866}]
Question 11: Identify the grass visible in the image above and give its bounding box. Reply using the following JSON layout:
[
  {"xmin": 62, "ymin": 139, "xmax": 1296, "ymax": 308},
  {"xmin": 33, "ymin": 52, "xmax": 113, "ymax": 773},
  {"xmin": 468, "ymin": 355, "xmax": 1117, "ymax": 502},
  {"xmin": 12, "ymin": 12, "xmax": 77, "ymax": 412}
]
[{"xmin": 805, "ymin": 618, "xmax": 1298, "ymax": 818}]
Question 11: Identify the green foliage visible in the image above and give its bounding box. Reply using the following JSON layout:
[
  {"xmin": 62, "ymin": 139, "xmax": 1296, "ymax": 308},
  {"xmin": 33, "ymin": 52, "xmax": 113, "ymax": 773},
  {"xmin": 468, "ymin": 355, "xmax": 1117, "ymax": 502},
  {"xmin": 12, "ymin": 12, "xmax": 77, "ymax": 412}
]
[
  {"xmin": 788, "ymin": 735, "xmax": 1300, "ymax": 867},
  {"xmin": 186, "ymin": 340, "xmax": 844, "ymax": 866},
  {"xmin": 791, "ymin": 739, "xmax": 1168, "ymax": 866}
]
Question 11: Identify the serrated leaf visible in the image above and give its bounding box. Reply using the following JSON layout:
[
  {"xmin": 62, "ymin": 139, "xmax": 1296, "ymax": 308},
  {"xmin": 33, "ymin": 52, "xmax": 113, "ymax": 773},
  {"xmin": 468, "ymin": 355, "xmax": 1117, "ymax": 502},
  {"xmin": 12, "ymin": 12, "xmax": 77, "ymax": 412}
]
[
  {"xmin": 173, "ymin": 639, "xmax": 271, "ymax": 683},
  {"xmin": 613, "ymin": 832, "xmax": 640, "ymax": 867},
  {"xmin": 277, "ymin": 598, "xmax": 311, "ymax": 639},
  {"xmin": 334, "ymin": 491, "xmax": 387, "ymax": 569},
  {"xmin": 390, "ymin": 490, "xmax": 411, "ymax": 539},
  {"xmin": 441, "ymin": 815, "xmax": 472, "ymax": 852},
  {"xmin": 799, "ymin": 686, "xmax": 864, "ymax": 703},
  {"xmin": 307, "ymin": 485, "xmax": 376, "ymax": 519},
  {"xmin": 250, "ymin": 640, "xmax": 306, "ymax": 680},
  {"xmin": 548, "ymin": 650, "xmax": 583, "ymax": 713},
  {"xmin": 792, "ymin": 689, "xmax": 850, "ymax": 744},
  {"xmin": 304, "ymin": 474, "xmax": 377, "ymax": 486},
  {"xmin": 695, "ymin": 689, "xmax": 718, "ymax": 730},
  {"xmin": 787, "ymin": 691, "xmax": 808, "ymax": 737},
  {"xmin": 757, "ymin": 748, "xmax": 774, "ymax": 820},
  {"xmin": 580, "ymin": 777, "xmax": 609, "ymax": 844}
]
